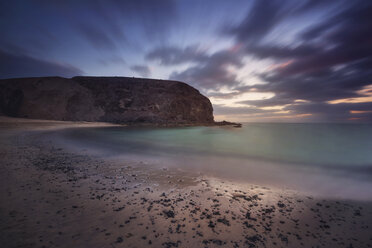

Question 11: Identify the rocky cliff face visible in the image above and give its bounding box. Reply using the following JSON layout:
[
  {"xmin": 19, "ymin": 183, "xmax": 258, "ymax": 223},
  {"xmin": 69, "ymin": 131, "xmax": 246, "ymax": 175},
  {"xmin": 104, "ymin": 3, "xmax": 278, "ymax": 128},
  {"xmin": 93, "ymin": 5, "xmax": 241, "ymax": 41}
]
[{"xmin": 0, "ymin": 76, "xmax": 214, "ymax": 125}]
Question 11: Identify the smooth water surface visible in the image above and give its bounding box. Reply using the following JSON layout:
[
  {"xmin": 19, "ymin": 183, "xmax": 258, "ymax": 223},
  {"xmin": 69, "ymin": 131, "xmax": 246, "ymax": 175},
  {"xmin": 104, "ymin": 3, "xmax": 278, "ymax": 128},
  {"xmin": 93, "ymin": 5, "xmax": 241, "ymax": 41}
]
[{"xmin": 60, "ymin": 123, "xmax": 372, "ymax": 200}]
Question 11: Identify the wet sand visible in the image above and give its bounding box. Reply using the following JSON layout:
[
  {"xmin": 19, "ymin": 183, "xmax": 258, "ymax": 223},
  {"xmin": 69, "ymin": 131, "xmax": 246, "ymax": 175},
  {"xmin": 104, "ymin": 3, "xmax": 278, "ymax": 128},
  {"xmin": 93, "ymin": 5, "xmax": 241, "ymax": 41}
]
[{"xmin": 1, "ymin": 117, "xmax": 371, "ymax": 248}]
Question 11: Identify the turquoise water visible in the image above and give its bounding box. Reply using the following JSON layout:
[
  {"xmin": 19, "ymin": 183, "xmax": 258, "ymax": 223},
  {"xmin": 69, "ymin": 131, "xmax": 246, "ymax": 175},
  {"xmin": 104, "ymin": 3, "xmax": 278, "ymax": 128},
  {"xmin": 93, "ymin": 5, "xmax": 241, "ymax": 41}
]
[
  {"xmin": 61, "ymin": 123, "xmax": 372, "ymax": 200},
  {"xmin": 67, "ymin": 123, "xmax": 372, "ymax": 167}
]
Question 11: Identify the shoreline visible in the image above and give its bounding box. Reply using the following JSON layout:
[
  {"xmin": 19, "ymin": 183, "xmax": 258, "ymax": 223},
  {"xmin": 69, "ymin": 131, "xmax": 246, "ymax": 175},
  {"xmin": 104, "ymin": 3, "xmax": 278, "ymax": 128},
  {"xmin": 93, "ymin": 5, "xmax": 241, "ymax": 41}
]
[
  {"xmin": 1, "ymin": 118, "xmax": 371, "ymax": 247},
  {"xmin": 0, "ymin": 116, "xmax": 242, "ymax": 129}
]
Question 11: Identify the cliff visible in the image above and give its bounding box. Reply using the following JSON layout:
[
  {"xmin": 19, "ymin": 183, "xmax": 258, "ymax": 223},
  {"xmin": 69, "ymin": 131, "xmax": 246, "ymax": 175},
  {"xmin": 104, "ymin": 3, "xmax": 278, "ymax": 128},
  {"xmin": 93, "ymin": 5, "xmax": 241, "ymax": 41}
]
[{"xmin": 0, "ymin": 76, "xmax": 214, "ymax": 125}]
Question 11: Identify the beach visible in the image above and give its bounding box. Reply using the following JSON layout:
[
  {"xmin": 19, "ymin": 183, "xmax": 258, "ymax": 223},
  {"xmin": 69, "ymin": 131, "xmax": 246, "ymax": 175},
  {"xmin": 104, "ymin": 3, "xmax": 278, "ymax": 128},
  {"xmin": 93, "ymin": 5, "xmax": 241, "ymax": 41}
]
[{"xmin": 1, "ymin": 117, "xmax": 371, "ymax": 248}]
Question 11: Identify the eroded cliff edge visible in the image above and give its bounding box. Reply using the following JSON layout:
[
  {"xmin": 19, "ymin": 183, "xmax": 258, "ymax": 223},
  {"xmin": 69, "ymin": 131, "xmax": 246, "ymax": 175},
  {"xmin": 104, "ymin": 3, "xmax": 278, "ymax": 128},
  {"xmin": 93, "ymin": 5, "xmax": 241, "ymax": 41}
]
[{"xmin": 0, "ymin": 76, "xmax": 215, "ymax": 125}]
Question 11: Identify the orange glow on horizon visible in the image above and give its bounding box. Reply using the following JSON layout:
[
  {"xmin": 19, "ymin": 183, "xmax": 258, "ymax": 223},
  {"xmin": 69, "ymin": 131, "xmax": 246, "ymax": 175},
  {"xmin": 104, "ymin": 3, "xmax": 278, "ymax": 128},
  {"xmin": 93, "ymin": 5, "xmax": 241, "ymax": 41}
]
[
  {"xmin": 350, "ymin": 110, "xmax": 372, "ymax": 114},
  {"xmin": 328, "ymin": 84, "xmax": 372, "ymax": 104},
  {"xmin": 214, "ymin": 113, "xmax": 312, "ymax": 122},
  {"xmin": 328, "ymin": 96, "xmax": 372, "ymax": 104},
  {"xmin": 348, "ymin": 117, "xmax": 362, "ymax": 121},
  {"xmin": 260, "ymin": 105, "xmax": 288, "ymax": 110},
  {"xmin": 261, "ymin": 113, "xmax": 312, "ymax": 119},
  {"xmin": 294, "ymin": 99, "xmax": 309, "ymax": 103}
]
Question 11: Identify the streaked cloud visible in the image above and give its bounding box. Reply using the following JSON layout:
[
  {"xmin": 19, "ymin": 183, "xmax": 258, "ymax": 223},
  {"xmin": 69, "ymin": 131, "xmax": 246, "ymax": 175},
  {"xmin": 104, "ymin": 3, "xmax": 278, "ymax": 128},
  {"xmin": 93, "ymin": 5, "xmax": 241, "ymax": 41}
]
[{"xmin": 1, "ymin": 0, "xmax": 371, "ymax": 122}]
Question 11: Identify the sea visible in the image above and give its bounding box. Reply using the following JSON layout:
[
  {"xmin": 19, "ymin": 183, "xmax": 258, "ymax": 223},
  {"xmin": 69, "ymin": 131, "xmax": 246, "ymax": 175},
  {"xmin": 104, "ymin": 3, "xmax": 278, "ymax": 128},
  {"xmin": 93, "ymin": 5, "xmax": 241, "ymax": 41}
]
[{"xmin": 59, "ymin": 123, "xmax": 372, "ymax": 200}]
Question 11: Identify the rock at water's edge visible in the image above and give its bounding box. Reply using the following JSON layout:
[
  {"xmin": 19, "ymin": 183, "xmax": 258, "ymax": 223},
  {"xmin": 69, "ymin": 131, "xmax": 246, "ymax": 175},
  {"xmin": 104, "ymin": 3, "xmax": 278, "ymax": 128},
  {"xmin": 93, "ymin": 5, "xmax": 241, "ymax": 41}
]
[{"xmin": 0, "ymin": 76, "xmax": 215, "ymax": 125}]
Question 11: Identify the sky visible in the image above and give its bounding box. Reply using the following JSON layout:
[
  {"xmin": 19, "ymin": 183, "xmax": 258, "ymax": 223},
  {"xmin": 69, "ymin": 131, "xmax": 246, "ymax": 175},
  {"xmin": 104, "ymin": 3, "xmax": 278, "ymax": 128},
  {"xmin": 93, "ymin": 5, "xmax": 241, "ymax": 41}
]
[{"xmin": 1, "ymin": 0, "xmax": 372, "ymax": 122}]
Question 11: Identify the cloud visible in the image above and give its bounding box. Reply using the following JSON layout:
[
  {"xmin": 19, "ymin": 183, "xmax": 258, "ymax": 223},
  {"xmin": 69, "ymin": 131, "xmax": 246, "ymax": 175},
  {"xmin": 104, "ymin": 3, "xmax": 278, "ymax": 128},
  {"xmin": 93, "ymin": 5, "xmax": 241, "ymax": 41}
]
[
  {"xmin": 218, "ymin": 0, "xmax": 372, "ymax": 122},
  {"xmin": 284, "ymin": 102, "xmax": 372, "ymax": 122},
  {"xmin": 252, "ymin": 2, "xmax": 372, "ymax": 101},
  {"xmin": 122, "ymin": 0, "xmax": 177, "ymax": 41},
  {"xmin": 80, "ymin": 0, "xmax": 177, "ymax": 45},
  {"xmin": 214, "ymin": 105, "xmax": 270, "ymax": 115},
  {"xmin": 225, "ymin": 0, "xmax": 286, "ymax": 44},
  {"xmin": 130, "ymin": 65, "xmax": 151, "ymax": 77},
  {"xmin": 1, "ymin": 0, "xmax": 371, "ymax": 122},
  {"xmin": 170, "ymin": 49, "xmax": 244, "ymax": 90},
  {"xmin": 0, "ymin": 49, "xmax": 83, "ymax": 79},
  {"xmin": 146, "ymin": 45, "xmax": 207, "ymax": 65},
  {"xmin": 147, "ymin": 45, "xmax": 245, "ymax": 91},
  {"xmin": 238, "ymin": 96, "xmax": 293, "ymax": 108},
  {"xmin": 246, "ymin": 44, "xmax": 321, "ymax": 60},
  {"xmin": 225, "ymin": 0, "xmax": 344, "ymax": 44},
  {"xmin": 1, "ymin": 0, "xmax": 177, "ymax": 55}
]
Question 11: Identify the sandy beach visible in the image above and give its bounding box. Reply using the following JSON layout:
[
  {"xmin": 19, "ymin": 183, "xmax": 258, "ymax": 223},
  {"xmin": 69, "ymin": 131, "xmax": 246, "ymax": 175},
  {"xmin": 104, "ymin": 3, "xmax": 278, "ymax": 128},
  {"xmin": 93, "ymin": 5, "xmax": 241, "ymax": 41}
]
[{"xmin": 1, "ymin": 117, "xmax": 371, "ymax": 248}]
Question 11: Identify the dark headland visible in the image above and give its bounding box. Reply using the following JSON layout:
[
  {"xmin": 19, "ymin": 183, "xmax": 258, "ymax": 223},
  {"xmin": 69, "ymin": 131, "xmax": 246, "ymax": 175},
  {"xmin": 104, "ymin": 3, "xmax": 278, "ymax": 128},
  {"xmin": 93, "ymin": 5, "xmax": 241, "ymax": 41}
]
[{"xmin": 0, "ymin": 76, "xmax": 240, "ymax": 127}]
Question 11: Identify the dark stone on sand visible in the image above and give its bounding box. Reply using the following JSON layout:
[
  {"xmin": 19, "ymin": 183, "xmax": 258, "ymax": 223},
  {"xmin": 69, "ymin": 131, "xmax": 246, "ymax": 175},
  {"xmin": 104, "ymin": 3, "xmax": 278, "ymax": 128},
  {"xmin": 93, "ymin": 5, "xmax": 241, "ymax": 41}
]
[
  {"xmin": 203, "ymin": 239, "xmax": 224, "ymax": 245},
  {"xmin": 163, "ymin": 241, "xmax": 181, "ymax": 248},
  {"xmin": 208, "ymin": 221, "xmax": 216, "ymax": 228},
  {"xmin": 277, "ymin": 202, "xmax": 286, "ymax": 208},
  {"xmin": 163, "ymin": 210, "xmax": 175, "ymax": 218},
  {"xmin": 217, "ymin": 217, "xmax": 230, "ymax": 226},
  {"xmin": 354, "ymin": 210, "xmax": 362, "ymax": 216},
  {"xmin": 115, "ymin": 237, "xmax": 123, "ymax": 243},
  {"xmin": 245, "ymin": 235, "xmax": 262, "ymax": 247},
  {"xmin": 245, "ymin": 211, "xmax": 257, "ymax": 221}
]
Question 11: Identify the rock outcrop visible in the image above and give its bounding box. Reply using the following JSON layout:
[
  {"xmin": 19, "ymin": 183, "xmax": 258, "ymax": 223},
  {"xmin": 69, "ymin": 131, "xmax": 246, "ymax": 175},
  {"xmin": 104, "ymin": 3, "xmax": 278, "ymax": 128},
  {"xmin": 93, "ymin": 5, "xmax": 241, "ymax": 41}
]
[{"xmin": 0, "ymin": 76, "xmax": 214, "ymax": 125}]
